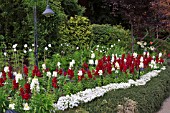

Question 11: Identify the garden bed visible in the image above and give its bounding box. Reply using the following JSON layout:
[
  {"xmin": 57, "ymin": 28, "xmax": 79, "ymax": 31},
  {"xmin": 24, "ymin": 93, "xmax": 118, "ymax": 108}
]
[{"xmin": 59, "ymin": 66, "xmax": 170, "ymax": 113}]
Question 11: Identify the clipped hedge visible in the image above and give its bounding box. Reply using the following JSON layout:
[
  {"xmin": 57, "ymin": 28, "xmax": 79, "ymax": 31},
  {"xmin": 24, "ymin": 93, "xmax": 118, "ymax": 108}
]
[{"xmin": 58, "ymin": 66, "xmax": 170, "ymax": 113}]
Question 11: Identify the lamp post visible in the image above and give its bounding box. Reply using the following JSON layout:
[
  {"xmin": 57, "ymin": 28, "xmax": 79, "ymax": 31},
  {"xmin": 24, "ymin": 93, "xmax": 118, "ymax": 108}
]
[{"xmin": 33, "ymin": 0, "xmax": 54, "ymax": 67}]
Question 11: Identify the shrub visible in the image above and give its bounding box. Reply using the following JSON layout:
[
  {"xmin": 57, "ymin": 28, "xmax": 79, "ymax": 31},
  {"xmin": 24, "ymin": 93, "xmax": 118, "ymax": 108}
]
[{"xmin": 91, "ymin": 24, "xmax": 131, "ymax": 51}]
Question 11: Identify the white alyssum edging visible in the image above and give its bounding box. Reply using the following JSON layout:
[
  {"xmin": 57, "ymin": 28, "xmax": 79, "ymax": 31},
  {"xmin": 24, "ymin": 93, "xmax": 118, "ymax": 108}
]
[{"xmin": 53, "ymin": 66, "xmax": 166, "ymax": 111}]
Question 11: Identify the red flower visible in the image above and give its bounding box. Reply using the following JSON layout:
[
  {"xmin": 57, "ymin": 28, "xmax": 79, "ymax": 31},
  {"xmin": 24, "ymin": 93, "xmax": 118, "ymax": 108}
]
[
  {"xmin": 23, "ymin": 93, "xmax": 30, "ymax": 101},
  {"xmin": 12, "ymin": 79, "xmax": 19, "ymax": 90},
  {"xmin": 52, "ymin": 77, "xmax": 58, "ymax": 88},
  {"xmin": 32, "ymin": 66, "xmax": 42, "ymax": 77},
  {"xmin": 36, "ymin": 70, "xmax": 42, "ymax": 77},
  {"xmin": 24, "ymin": 83, "xmax": 31, "ymax": 93},
  {"xmin": 0, "ymin": 78, "xmax": 4, "ymax": 87},
  {"xmin": 23, "ymin": 65, "xmax": 28, "ymax": 76},
  {"xmin": 87, "ymin": 70, "xmax": 93, "ymax": 78},
  {"xmin": 9, "ymin": 66, "xmax": 13, "ymax": 72},
  {"xmin": 20, "ymin": 87, "xmax": 24, "ymax": 96},
  {"xmin": 168, "ymin": 53, "xmax": 170, "ymax": 58},
  {"xmin": 78, "ymin": 76, "xmax": 82, "ymax": 82},
  {"xmin": 67, "ymin": 68, "xmax": 74, "ymax": 79},
  {"xmin": 83, "ymin": 62, "xmax": 88, "ymax": 69},
  {"xmin": 130, "ymin": 64, "xmax": 134, "ymax": 74},
  {"xmin": 58, "ymin": 69, "xmax": 63, "ymax": 75},
  {"xmin": 8, "ymin": 71, "xmax": 13, "ymax": 79}
]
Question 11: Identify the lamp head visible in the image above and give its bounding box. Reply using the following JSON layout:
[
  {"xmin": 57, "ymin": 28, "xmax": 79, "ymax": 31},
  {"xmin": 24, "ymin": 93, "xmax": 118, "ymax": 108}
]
[{"xmin": 42, "ymin": 5, "xmax": 54, "ymax": 17}]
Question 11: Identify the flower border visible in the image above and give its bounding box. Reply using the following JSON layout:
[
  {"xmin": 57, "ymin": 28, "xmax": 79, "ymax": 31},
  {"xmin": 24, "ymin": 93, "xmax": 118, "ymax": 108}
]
[{"xmin": 53, "ymin": 66, "xmax": 166, "ymax": 111}]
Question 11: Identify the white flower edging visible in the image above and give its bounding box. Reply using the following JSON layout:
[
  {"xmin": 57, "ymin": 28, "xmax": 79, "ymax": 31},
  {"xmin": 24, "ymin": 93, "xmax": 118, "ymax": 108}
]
[{"xmin": 53, "ymin": 66, "xmax": 166, "ymax": 111}]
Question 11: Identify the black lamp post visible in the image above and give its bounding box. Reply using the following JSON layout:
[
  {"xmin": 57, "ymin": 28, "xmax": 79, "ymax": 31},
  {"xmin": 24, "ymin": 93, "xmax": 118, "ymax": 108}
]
[{"xmin": 33, "ymin": 0, "xmax": 54, "ymax": 67}]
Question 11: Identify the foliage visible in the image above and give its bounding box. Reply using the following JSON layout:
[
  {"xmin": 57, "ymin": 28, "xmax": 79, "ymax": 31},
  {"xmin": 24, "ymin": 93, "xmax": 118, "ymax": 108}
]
[
  {"xmin": 91, "ymin": 24, "xmax": 131, "ymax": 51},
  {"xmin": 61, "ymin": 0, "xmax": 85, "ymax": 17},
  {"xmin": 59, "ymin": 15, "xmax": 93, "ymax": 54}
]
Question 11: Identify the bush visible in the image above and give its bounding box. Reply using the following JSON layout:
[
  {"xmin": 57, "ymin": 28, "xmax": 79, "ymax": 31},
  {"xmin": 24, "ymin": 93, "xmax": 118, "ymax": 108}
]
[
  {"xmin": 61, "ymin": 66, "xmax": 170, "ymax": 113},
  {"xmin": 91, "ymin": 24, "xmax": 131, "ymax": 51}
]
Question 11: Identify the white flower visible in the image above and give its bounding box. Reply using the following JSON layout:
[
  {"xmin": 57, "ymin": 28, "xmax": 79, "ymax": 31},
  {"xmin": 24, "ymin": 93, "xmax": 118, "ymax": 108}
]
[
  {"xmin": 150, "ymin": 46, "xmax": 155, "ymax": 51},
  {"xmin": 69, "ymin": 62, "xmax": 74, "ymax": 68},
  {"xmin": 111, "ymin": 67, "xmax": 115, "ymax": 71},
  {"xmin": 115, "ymin": 62, "xmax": 120, "ymax": 69},
  {"xmin": 89, "ymin": 59, "xmax": 94, "ymax": 65},
  {"xmin": 29, "ymin": 49, "xmax": 32, "ymax": 52},
  {"xmin": 98, "ymin": 70, "xmax": 103, "ymax": 76},
  {"xmin": 143, "ymin": 42, "xmax": 147, "ymax": 45},
  {"xmin": 141, "ymin": 45, "xmax": 144, "ymax": 48},
  {"xmin": 24, "ymin": 44, "xmax": 28, "ymax": 48},
  {"xmin": 133, "ymin": 52, "xmax": 137, "ymax": 58},
  {"xmin": 76, "ymin": 47, "xmax": 79, "ymax": 50},
  {"xmin": 140, "ymin": 57, "xmax": 144, "ymax": 62},
  {"xmin": 13, "ymin": 72, "xmax": 17, "ymax": 76},
  {"xmin": 137, "ymin": 41, "xmax": 141, "ymax": 45},
  {"xmin": 15, "ymin": 73, "xmax": 23, "ymax": 83},
  {"xmin": 23, "ymin": 103, "xmax": 30, "ymax": 111},
  {"xmin": 0, "ymin": 72, "xmax": 2, "ymax": 78},
  {"xmin": 139, "ymin": 62, "xmax": 144, "ymax": 68},
  {"xmin": 111, "ymin": 45, "xmax": 113, "ymax": 48},
  {"xmin": 143, "ymin": 52, "xmax": 146, "ymax": 56},
  {"xmin": 57, "ymin": 62, "xmax": 61, "ymax": 68},
  {"xmin": 30, "ymin": 77, "xmax": 40, "ymax": 92},
  {"xmin": 42, "ymin": 64, "xmax": 46, "ymax": 70},
  {"xmin": 95, "ymin": 60, "xmax": 98, "ymax": 65},
  {"xmin": 91, "ymin": 53, "xmax": 95, "ymax": 59},
  {"xmin": 46, "ymin": 72, "xmax": 51, "ymax": 78},
  {"xmin": 52, "ymin": 71, "xmax": 57, "ymax": 77},
  {"xmin": 48, "ymin": 44, "xmax": 51, "ymax": 47},
  {"xmin": 118, "ymin": 39, "xmax": 120, "ymax": 42},
  {"xmin": 72, "ymin": 60, "xmax": 75, "ymax": 64},
  {"xmin": 78, "ymin": 70, "xmax": 83, "ymax": 76},
  {"xmin": 9, "ymin": 103, "xmax": 15, "ymax": 110},
  {"xmin": 13, "ymin": 48, "xmax": 17, "ymax": 51},
  {"xmin": 32, "ymin": 44, "xmax": 34, "ymax": 46},
  {"xmin": 4, "ymin": 66, "xmax": 9, "ymax": 73},
  {"xmin": 4, "ymin": 52, "xmax": 7, "ymax": 56},
  {"xmin": 158, "ymin": 52, "xmax": 162, "ymax": 58},
  {"xmin": 97, "ymin": 45, "xmax": 99, "ymax": 48},
  {"xmin": 45, "ymin": 47, "xmax": 48, "ymax": 50},
  {"xmin": 12, "ymin": 44, "xmax": 17, "ymax": 48},
  {"xmin": 147, "ymin": 52, "xmax": 150, "ymax": 57},
  {"xmin": 114, "ymin": 43, "xmax": 116, "ymax": 46},
  {"xmin": 23, "ymin": 50, "xmax": 27, "ymax": 53}
]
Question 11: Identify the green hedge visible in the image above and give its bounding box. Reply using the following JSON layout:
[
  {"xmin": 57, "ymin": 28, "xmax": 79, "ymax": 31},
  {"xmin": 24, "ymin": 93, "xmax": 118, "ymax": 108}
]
[
  {"xmin": 58, "ymin": 66, "xmax": 170, "ymax": 113},
  {"xmin": 91, "ymin": 24, "xmax": 131, "ymax": 50}
]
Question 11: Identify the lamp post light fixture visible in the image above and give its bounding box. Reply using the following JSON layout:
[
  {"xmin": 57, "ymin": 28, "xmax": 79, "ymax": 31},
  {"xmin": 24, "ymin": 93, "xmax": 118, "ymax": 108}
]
[{"xmin": 33, "ymin": 0, "xmax": 54, "ymax": 67}]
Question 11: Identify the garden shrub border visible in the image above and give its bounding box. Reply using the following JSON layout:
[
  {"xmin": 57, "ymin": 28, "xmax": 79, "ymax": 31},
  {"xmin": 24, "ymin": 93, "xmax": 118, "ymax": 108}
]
[{"xmin": 61, "ymin": 66, "xmax": 170, "ymax": 113}]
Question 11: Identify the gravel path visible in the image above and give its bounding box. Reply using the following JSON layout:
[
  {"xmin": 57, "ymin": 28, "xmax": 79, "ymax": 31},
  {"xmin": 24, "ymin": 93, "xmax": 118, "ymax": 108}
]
[{"xmin": 156, "ymin": 96, "xmax": 170, "ymax": 113}]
